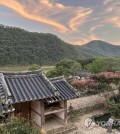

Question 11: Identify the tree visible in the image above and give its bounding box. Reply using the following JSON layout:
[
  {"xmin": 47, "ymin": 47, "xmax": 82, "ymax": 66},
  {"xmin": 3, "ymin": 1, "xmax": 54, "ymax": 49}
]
[
  {"xmin": 86, "ymin": 58, "xmax": 120, "ymax": 73},
  {"xmin": 72, "ymin": 72, "xmax": 120, "ymax": 94},
  {"xmin": 46, "ymin": 66, "xmax": 64, "ymax": 78},
  {"xmin": 69, "ymin": 62, "xmax": 82, "ymax": 76},
  {"xmin": 46, "ymin": 59, "xmax": 82, "ymax": 78},
  {"xmin": 56, "ymin": 59, "xmax": 75, "ymax": 69},
  {"xmin": 86, "ymin": 57, "xmax": 106, "ymax": 73},
  {"xmin": 77, "ymin": 58, "xmax": 95, "ymax": 69}
]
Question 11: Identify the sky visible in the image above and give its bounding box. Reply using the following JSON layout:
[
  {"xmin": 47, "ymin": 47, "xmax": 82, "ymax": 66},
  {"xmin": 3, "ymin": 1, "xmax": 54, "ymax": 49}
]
[{"xmin": 0, "ymin": 0, "xmax": 120, "ymax": 45}]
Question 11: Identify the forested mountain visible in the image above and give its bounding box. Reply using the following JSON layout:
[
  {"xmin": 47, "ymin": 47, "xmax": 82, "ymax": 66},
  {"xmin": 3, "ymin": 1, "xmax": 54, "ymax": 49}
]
[
  {"xmin": 79, "ymin": 40, "xmax": 120, "ymax": 58},
  {"xmin": 0, "ymin": 24, "xmax": 120, "ymax": 66},
  {"xmin": 0, "ymin": 25, "xmax": 81, "ymax": 65}
]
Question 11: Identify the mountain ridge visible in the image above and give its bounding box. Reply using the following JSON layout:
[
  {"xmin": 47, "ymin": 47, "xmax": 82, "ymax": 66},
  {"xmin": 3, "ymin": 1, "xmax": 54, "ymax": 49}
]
[{"xmin": 0, "ymin": 24, "xmax": 120, "ymax": 65}]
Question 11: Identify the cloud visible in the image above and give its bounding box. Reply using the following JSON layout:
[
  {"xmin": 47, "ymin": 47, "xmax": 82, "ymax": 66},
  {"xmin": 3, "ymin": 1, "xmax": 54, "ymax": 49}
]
[
  {"xmin": 0, "ymin": 0, "xmax": 92, "ymax": 33},
  {"xmin": 106, "ymin": 7, "xmax": 113, "ymax": 13},
  {"xmin": 109, "ymin": 17, "xmax": 120, "ymax": 28},
  {"xmin": 89, "ymin": 24, "xmax": 104, "ymax": 33},
  {"xmin": 105, "ymin": 1, "xmax": 120, "ymax": 28},
  {"xmin": 102, "ymin": 0, "xmax": 113, "ymax": 5},
  {"xmin": 72, "ymin": 38, "xmax": 89, "ymax": 45},
  {"xmin": 69, "ymin": 9, "xmax": 92, "ymax": 31},
  {"xmin": 72, "ymin": 34, "xmax": 97, "ymax": 45},
  {"xmin": 113, "ymin": 41, "xmax": 120, "ymax": 45},
  {"xmin": 0, "ymin": 0, "xmax": 69, "ymax": 33}
]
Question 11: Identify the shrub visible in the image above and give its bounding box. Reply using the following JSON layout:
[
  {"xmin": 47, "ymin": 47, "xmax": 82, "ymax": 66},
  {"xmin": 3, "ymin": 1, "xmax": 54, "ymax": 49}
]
[
  {"xmin": 0, "ymin": 117, "xmax": 39, "ymax": 134},
  {"xmin": 105, "ymin": 94, "xmax": 120, "ymax": 118},
  {"xmin": 29, "ymin": 64, "xmax": 41, "ymax": 71}
]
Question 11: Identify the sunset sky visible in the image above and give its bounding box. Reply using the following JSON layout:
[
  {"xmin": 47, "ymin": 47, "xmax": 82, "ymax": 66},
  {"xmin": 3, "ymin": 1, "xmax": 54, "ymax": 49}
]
[{"xmin": 0, "ymin": 0, "xmax": 120, "ymax": 45}]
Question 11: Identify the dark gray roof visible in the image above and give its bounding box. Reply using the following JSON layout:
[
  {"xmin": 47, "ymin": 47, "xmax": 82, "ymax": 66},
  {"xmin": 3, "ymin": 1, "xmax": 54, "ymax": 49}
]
[
  {"xmin": 4, "ymin": 71, "xmax": 59, "ymax": 103},
  {"xmin": 0, "ymin": 74, "xmax": 15, "ymax": 114},
  {"xmin": 46, "ymin": 76, "xmax": 79, "ymax": 103},
  {"xmin": 0, "ymin": 70, "xmax": 79, "ymax": 105}
]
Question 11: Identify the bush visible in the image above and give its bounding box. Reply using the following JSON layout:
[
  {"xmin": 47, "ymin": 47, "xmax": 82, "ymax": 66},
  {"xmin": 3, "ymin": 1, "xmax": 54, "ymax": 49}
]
[
  {"xmin": 0, "ymin": 117, "xmax": 39, "ymax": 134},
  {"xmin": 29, "ymin": 64, "xmax": 41, "ymax": 71},
  {"xmin": 105, "ymin": 94, "xmax": 120, "ymax": 118}
]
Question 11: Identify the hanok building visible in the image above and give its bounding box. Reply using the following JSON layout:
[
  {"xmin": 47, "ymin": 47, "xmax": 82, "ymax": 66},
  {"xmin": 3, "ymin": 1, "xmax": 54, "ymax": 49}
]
[{"xmin": 0, "ymin": 70, "xmax": 79, "ymax": 131}]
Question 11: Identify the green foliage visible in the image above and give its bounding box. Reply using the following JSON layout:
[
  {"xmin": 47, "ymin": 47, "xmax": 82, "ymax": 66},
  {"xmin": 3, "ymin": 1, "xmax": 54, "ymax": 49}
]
[
  {"xmin": 86, "ymin": 57, "xmax": 106, "ymax": 73},
  {"xmin": 77, "ymin": 58, "xmax": 95, "ymax": 69},
  {"xmin": 56, "ymin": 59, "xmax": 75, "ymax": 69},
  {"xmin": 106, "ymin": 94, "xmax": 120, "ymax": 118},
  {"xmin": 0, "ymin": 25, "xmax": 79, "ymax": 66},
  {"xmin": 0, "ymin": 117, "xmax": 39, "ymax": 134},
  {"xmin": 46, "ymin": 66, "xmax": 64, "ymax": 78},
  {"xmin": 69, "ymin": 62, "xmax": 82, "ymax": 76},
  {"xmin": 79, "ymin": 40, "xmax": 120, "ymax": 58},
  {"xmin": 0, "ymin": 25, "xmax": 120, "ymax": 66},
  {"xmin": 46, "ymin": 59, "xmax": 82, "ymax": 78},
  {"xmin": 86, "ymin": 57, "xmax": 120, "ymax": 73},
  {"xmin": 29, "ymin": 64, "xmax": 41, "ymax": 71}
]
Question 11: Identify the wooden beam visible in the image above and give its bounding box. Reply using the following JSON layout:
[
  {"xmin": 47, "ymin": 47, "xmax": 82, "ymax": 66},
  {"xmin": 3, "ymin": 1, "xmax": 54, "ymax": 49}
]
[{"xmin": 45, "ymin": 108, "xmax": 64, "ymax": 115}]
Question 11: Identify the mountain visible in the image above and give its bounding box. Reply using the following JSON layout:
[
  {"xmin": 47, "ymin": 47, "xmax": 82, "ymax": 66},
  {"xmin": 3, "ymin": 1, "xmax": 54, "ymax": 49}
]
[
  {"xmin": 0, "ymin": 24, "xmax": 120, "ymax": 66},
  {"xmin": 0, "ymin": 25, "xmax": 81, "ymax": 65},
  {"xmin": 78, "ymin": 40, "xmax": 120, "ymax": 58}
]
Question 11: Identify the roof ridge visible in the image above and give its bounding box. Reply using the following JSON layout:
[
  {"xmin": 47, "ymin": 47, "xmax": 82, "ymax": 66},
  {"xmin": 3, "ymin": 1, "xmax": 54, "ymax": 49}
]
[
  {"xmin": 41, "ymin": 73, "xmax": 60, "ymax": 96},
  {"xmin": 1, "ymin": 69, "xmax": 43, "ymax": 75},
  {"xmin": 0, "ymin": 73, "xmax": 12, "ymax": 98},
  {"xmin": 49, "ymin": 76, "xmax": 64, "ymax": 82}
]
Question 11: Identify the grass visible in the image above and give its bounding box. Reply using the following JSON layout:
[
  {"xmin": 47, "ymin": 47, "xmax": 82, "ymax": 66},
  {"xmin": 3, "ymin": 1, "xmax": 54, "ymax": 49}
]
[{"xmin": 0, "ymin": 65, "xmax": 55, "ymax": 74}]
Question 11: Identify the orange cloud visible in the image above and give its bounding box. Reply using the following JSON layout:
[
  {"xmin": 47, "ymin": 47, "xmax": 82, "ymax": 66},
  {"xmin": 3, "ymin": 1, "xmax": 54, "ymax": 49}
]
[
  {"xmin": 109, "ymin": 17, "xmax": 120, "ymax": 28},
  {"xmin": 0, "ymin": 0, "xmax": 69, "ymax": 33},
  {"xmin": 106, "ymin": 7, "xmax": 113, "ymax": 13},
  {"xmin": 89, "ymin": 24, "xmax": 104, "ymax": 33},
  {"xmin": 72, "ymin": 39, "xmax": 89, "ymax": 45},
  {"xmin": 113, "ymin": 41, "xmax": 120, "ymax": 45},
  {"xmin": 69, "ymin": 9, "xmax": 92, "ymax": 31},
  {"xmin": 0, "ymin": 0, "xmax": 92, "ymax": 33},
  {"xmin": 72, "ymin": 34, "xmax": 97, "ymax": 45}
]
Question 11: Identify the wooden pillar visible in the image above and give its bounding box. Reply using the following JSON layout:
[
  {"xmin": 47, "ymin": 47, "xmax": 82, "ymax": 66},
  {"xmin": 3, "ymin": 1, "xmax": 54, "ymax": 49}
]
[
  {"xmin": 64, "ymin": 100, "xmax": 67, "ymax": 125},
  {"xmin": 40, "ymin": 100, "xmax": 45, "ymax": 130},
  {"xmin": 29, "ymin": 102, "xmax": 31, "ymax": 123}
]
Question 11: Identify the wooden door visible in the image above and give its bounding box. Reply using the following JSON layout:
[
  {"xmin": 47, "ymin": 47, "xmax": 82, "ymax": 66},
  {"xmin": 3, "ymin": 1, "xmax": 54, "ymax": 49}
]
[{"xmin": 14, "ymin": 102, "xmax": 31, "ymax": 120}]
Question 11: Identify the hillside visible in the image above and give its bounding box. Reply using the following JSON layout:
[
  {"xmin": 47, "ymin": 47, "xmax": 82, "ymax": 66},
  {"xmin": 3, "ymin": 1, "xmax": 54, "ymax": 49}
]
[
  {"xmin": 0, "ymin": 25, "xmax": 81, "ymax": 65},
  {"xmin": 0, "ymin": 24, "xmax": 120, "ymax": 66},
  {"xmin": 79, "ymin": 40, "xmax": 120, "ymax": 57}
]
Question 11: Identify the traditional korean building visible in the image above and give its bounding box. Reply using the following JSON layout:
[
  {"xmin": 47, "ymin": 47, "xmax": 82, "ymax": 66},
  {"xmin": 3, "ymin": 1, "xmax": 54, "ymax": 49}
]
[{"xmin": 0, "ymin": 70, "xmax": 79, "ymax": 131}]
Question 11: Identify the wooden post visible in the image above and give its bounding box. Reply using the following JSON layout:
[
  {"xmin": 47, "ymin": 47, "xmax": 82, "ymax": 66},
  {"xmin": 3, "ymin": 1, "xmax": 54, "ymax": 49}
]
[
  {"xmin": 64, "ymin": 100, "xmax": 67, "ymax": 125},
  {"xmin": 29, "ymin": 102, "xmax": 31, "ymax": 124},
  {"xmin": 40, "ymin": 100, "xmax": 45, "ymax": 130}
]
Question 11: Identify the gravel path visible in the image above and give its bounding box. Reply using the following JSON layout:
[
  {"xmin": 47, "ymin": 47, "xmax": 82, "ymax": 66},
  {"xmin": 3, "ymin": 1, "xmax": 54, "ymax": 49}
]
[
  {"xmin": 67, "ymin": 94, "xmax": 120, "ymax": 134},
  {"xmin": 70, "ymin": 109, "xmax": 119, "ymax": 134}
]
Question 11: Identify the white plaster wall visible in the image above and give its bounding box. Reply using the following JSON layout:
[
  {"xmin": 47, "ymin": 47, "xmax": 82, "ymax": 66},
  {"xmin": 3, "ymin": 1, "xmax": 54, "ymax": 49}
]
[
  {"xmin": 31, "ymin": 101, "xmax": 41, "ymax": 127},
  {"xmin": 60, "ymin": 101, "xmax": 64, "ymax": 108},
  {"xmin": 31, "ymin": 101, "xmax": 41, "ymax": 114},
  {"xmin": 31, "ymin": 111, "xmax": 41, "ymax": 127},
  {"xmin": 55, "ymin": 111, "xmax": 64, "ymax": 120}
]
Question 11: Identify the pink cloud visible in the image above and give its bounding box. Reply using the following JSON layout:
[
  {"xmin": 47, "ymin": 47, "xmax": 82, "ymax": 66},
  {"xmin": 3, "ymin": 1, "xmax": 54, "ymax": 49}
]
[{"xmin": 0, "ymin": 0, "xmax": 92, "ymax": 33}]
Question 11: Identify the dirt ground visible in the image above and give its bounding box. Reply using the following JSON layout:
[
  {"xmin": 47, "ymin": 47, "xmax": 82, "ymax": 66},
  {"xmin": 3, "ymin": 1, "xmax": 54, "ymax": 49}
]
[{"xmin": 69, "ymin": 108, "xmax": 120, "ymax": 134}]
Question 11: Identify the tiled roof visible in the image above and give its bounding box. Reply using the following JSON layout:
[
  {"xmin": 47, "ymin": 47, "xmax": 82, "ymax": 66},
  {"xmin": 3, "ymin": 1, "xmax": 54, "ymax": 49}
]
[
  {"xmin": 0, "ymin": 74, "xmax": 15, "ymax": 113},
  {"xmin": 0, "ymin": 70, "xmax": 79, "ymax": 106},
  {"xmin": 46, "ymin": 76, "xmax": 79, "ymax": 103},
  {"xmin": 4, "ymin": 70, "xmax": 59, "ymax": 103}
]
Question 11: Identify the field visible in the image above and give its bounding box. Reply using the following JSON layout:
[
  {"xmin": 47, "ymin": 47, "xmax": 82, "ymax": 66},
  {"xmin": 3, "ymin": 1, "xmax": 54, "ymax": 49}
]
[{"xmin": 0, "ymin": 65, "xmax": 55, "ymax": 74}]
